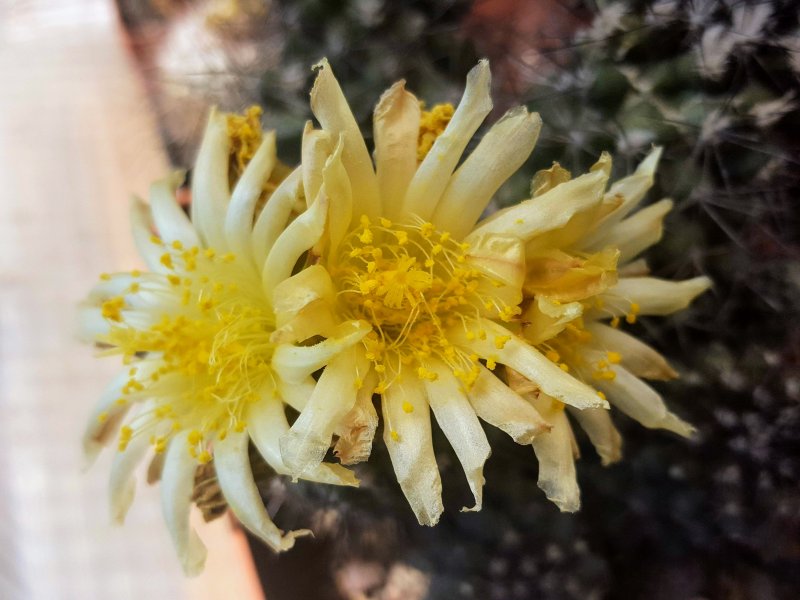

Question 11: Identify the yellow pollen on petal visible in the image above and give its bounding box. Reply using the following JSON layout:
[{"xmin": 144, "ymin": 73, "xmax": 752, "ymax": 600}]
[
  {"xmin": 390, "ymin": 430, "xmax": 401, "ymax": 442},
  {"xmin": 402, "ymin": 401, "xmax": 414, "ymax": 413}
]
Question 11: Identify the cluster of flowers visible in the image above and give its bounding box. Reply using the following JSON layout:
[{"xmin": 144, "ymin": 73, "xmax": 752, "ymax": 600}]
[{"xmin": 80, "ymin": 60, "xmax": 710, "ymax": 574}]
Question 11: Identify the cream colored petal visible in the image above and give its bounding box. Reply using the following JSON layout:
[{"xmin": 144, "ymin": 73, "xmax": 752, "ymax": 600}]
[
  {"xmin": 432, "ymin": 106, "xmax": 542, "ymax": 238},
  {"xmin": 466, "ymin": 160, "xmax": 610, "ymax": 245},
  {"xmin": 595, "ymin": 276, "xmax": 712, "ymax": 317},
  {"xmin": 382, "ymin": 376, "xmax": 443, "ymax": 526},
  {"xmin": 450, "ymin": 318, "xmax": 606, "ymax": 409},
  {"xmin": 334, "ymin": 370, "xmax": 379, "ymax": 465},
  {"xmin": 76, "ymin": 305, "xmax": 110, "ymax": 341},
  {"xmin": 588, "ymin": 199, "xmax": 673, "ymax": 264},
  {"xmin": 528, "ymin": 395, "xmax": 580, "ymax": 512},
  {"xmin": 279, "ymin": 346, "xmax": 367, "ymax": 477},
  {"xmin": 424, "ymin": 361, "xmax": 491, "ymax": 511},
  {"xmin": 191, "ymin": 108, "xmax": 231, "ymax": 250},
  {"xmin": 523, "ymin": 155, "xmax": 621, "ymax": 253},
  {"xmin": 590, "ymin": 363, "xmax": 694, "ymax": 437},
  {"xmin": 603, "ymin": 146, "xmax": 662, "ymax": 223},
  {"xmin": 262, "ymin": 193, "xmax": 328, "ymax": 296},
  {"xmin": 272, "ymin": 265, "xmax": 337, "ymax": 328},
  {"xmin": 310, "ymin": 59, "xmax": 380, "ymax": 221},
  {"xmin": 161, "ymin": 431, "xmax": 207, "ymax": 576},
  {"xmin": 322, "ymin": 135, "xmax": 353, "ymax": 255},
  {"xmin": 566, "ymin": 406, "xmax": 622, "ymax": 466},
  {"xmin": 215, "ymin": 430, "xmax": 312, "ymax": 552},
  {"xmin": 520, "ymin": 296, "xmax": 583, "ymax": 345},
  {"xmin": 271, "ymin": 320, "xmax": 371, "ymax": 383},
  {"xmin": 466, "ymin": 234, "xmax": 525, "ymax": 289},
  {"xmin": 618, "ymin": 258, "xmax": 650, "ymax": 277},
  {"xmin": 373, "ymin": 80, "xmax": 420, "ymax": 220},
  {"xmin": 301, "ymin": 121, "xmax": 333, "ymax": 207},
  {"xmin": 251, "ymin": 167, "xmax": 303, "ymax": 266},
  {"xmin": 585, "ymin": 322, "xmax": 678, "ymax": 380},
  {"xmin": 149, "ymin": 170, "xmax": 200, "ymax": 248},
  {"xmin": 467, "ymin": 364, "xmax": 550, "ymax": 444},
  {"xmin": 224, "ymin": 131, "xmax": 277, "ymax": 264},
  {"xmin": 270, "ymin": 301, "xmax": 339, "ymax": 345},
  {"xmin": 248, "ymin": 390, "xmax": 359, "ymax": 486},
  {"xmin": 82, "ymin": 365, "xmax": 155, "ymax": 464},
  {"xmin": 130, "ymin": 196, "xmax": 163, "ymax": 271},
  {"xmin": 109, "ymin": 430, "xmax": 150, "ymax": 524},
  {"xmin": 402, "ymin": 60, "xmax": 492, "ymax": 220},
  {"xmin": 276, "ymin": 376, "xmax": 316, "ymax": 412}
]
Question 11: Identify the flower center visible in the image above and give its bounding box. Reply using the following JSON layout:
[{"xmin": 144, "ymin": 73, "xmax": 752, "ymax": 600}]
[
  {"xmin": 98, "ymin": 240, "xmax": 275, "ymax": 461},
  {"xmin": 334, "ymin": 215, "xmax": 516, "ymax": 392}
]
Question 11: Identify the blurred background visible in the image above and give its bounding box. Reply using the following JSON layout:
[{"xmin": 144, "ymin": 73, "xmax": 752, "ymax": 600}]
[{"xmin": 1, "ymin": 0, "xmax": 799, "ymax": 598}]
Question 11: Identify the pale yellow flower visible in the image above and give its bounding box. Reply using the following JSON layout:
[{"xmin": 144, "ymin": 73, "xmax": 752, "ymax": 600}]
[
  {"xmin": 272, "ymin": 60, "xmax": 611, "ymax": 525},
  {"xmin": 478, "ymin": 149, "xmax": 711, "ymax": 511},
  {"xmin": 79, "ymin": 108, "xmax": 356, "ymax": 575}
]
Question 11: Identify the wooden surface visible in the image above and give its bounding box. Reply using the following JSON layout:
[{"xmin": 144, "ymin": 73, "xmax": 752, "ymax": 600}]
[{"xmin": 0, "ymin": 1, "xmax": 263, "ymax": 598}]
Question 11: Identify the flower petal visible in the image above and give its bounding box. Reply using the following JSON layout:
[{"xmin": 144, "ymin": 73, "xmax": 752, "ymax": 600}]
[
  {"xmin": 149, "ymin": 171, "xmax": 200, "ymax": 248},
  {"xmin": 271, "ymin": 320, "xmax": 371, "ymax": 383},
  {"xmin": 251, "ymin": 167, "xmax": 303, "ymax": 267},
  {"xmin": 466, "ymin": 234, "xmax": 525, "ymax": 311},
  {"xmin": 528, "ymin": 396, "xmax": 581, "ymax": 512},
  {"xmin": 310, "ymin": 59, "xmax": 380, "ymax": 221},
  {"xmin": 276, "ymin": 376, "xmax": 316, "ymax": 412},
  {"xmin": 109, "ymin": 431, "xmax": 150, "ymax": 524},
  {"xmin": 215, "ymin": 430, "xmax": 312, "ymax": 552},
  {"xmin": 82, "ymin": 366, "xmax": 154, "ymax": 465},
  {"xmin": 248, "ymin": 390, "xmax": 359, "ymax": 485},
  {"xmin": 424, "ymin": 361, "xmax": 491, "ymax": 512},
  {"xmin": 225, "ymin": 131, "xmax": 277, "ymax": 264},
  {"xmin": 373, "ymin": 80, "xmax": 420, "ymax": 220},
  {"xmin": 130, "ymin": 196, "xmax": 164, "ymax": 271},
  {"xmin": 595, "ymin": 276, "xmax": 712, "ymax": 317},
  {"xmin": 467, "ymin": 157, "xmax": 611, "ymax": 246},
  {"xmin": 566, "ymin": 406, "xmax": 622, "ymax": 466},
  {"xmin": 520, "ymin": 296, "xmax": 584, "ymax": 345},
  {"xmin": 190, "ymin": 108, "xmax": 231, "ymax": 250},
  {"xmin": 262, "ymin": 192, "xmax": 329, "ymax": 296},
  {"xmin": 382, "ymin": 377, "xmax": 443, "ymax": 526},
  {"xmin": 402, "ymin": 60, "xmax": 492, "ymax": 220},
  {"xmin": 467, "ymin": 364, "xmax": 551, "ymax": 444},
  {"xmin": 334, "ymin": 370, "xmax": 379, "ymax": 465},
  {"xmin": 588, "ymin": 362, "xmax": 694, "ymax": 437},
  {"xmin": 432, "ymin": 106, "xmax": 541, "ymax": 238},
  {"xmin": 588, "ymin": 199, "xmax": 673, "ymax": 264},
  {"xmin": 585, "ymin": 322, "xmax": 678, "ymax": 380},
  {"xmin": 322, "ymin": 135, "xmax": 353, "ymax": 255},
  {"xmin": 301, "ymin": 121, "xmax": 333, "ymax": 207},
  {"xmin": 272, "ymin": 264, "xmax": 337, "ymax": 329},
  {"xmin": 279, "ymin": 346, "xmax": 368, "ymax": 476},
  {"xmin": 603, "ymin": 146, "xmax": 662, "ymax": 224},
  {"xmin": 450, "ymin": 318, "xmax": 607, "ymax": 409},
  {"xmin": 161, "ymin": 431, "xmax": 207, "ymax": 576}
]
